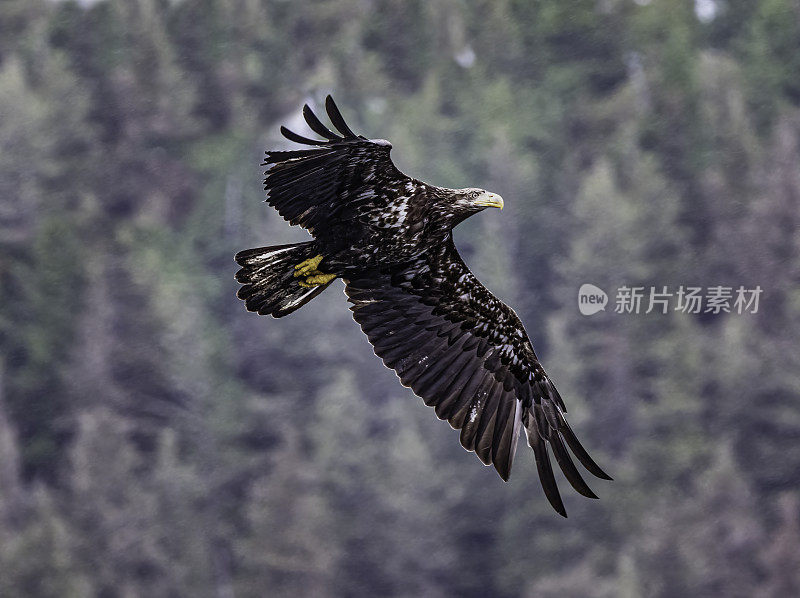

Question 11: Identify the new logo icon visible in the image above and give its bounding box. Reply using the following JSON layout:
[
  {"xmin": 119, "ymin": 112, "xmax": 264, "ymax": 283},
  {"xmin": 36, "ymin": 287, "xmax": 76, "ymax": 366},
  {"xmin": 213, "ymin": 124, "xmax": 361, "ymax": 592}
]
[{"xmin": 578, "ymin": 284, "xmax": 608, "ymax": 316}]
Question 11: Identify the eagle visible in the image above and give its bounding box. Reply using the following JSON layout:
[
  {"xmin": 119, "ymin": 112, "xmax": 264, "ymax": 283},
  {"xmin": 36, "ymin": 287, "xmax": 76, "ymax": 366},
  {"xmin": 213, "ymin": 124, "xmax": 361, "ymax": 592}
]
[{"xmin": 235, "ymin": 96, "xmax": 611, "ymax": 516}]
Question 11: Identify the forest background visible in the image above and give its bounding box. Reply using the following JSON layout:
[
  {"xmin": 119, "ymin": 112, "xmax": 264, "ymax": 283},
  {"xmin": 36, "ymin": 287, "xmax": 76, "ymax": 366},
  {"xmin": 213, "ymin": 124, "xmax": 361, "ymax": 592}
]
[{"xmin": 1, "ymin": 0, "xmax": 800, "ymax": 596}]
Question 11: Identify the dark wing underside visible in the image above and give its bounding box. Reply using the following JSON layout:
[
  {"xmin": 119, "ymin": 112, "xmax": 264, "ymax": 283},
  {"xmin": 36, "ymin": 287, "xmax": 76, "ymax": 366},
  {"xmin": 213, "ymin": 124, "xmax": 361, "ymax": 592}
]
[
  {"xmin": 264, "ymin": 95, "xmax": 416, "ymax": 235},
  {"xmin": 345, "ymin": 238, "xmax": 611, "ymax": 516}
]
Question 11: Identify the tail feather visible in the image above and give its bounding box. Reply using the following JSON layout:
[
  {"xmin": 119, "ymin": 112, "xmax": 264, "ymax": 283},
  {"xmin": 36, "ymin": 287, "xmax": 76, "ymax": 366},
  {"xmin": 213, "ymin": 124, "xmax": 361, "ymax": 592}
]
[{"xmin": 235, "ymin": 241, "xmax": 333, "ymax": 317}]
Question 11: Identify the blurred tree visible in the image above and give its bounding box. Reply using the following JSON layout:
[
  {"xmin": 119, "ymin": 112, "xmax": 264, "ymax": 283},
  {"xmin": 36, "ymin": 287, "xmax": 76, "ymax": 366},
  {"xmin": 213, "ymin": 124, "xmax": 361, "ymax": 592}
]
[
  {"xmin": 0, "ymin": 1, "xmax": 797, "ymax": 596},
  {"xmin": 634, "ymin": 445, "xmax": 765, "ymax": 598},
  {"xmin": 759, "ymin": 493, "xmax": 800, "ymax": 598},
  {"xmin": 742, "ymin": 0, "xmax": 800, "ymax": 130}
]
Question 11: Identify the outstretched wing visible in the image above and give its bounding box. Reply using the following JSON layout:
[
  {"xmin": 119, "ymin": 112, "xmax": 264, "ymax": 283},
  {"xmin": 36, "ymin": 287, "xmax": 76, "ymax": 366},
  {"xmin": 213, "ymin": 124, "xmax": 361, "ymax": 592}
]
[
  {"xmin": 264, "ymin": 95, "xmax": 415, "ymax": 235},
  {"xmin": 345, "ymin": 238, "xmax": 611, "ymax": 516}
]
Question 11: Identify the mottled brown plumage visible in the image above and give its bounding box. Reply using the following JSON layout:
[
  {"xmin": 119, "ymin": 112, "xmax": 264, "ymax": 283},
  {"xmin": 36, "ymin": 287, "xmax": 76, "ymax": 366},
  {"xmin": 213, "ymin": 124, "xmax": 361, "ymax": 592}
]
[{"xmin": 235, "ymin": 96, "xmax": 611, "ymax": 516}]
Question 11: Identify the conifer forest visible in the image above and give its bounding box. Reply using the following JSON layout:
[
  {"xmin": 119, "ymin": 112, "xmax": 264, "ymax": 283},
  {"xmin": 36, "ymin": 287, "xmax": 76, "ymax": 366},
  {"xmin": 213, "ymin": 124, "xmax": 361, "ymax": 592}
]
[{"xmin": 1, "ymin": 1, "xmax": 800, "ymax": 596}]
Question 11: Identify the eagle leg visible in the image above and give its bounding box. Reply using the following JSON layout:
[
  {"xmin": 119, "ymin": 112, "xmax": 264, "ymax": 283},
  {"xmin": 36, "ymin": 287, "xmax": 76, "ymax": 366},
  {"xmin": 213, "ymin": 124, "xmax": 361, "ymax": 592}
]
[
  {"xmin": 293, "ymin": 254, "xmax": 336, "ymax": 287},
  {"xmin": 298, "ymin": 272, "xmax": 337, "ymax": 288},
  {"xmin": 293, "ymin": 254, "xmax": 324, "ymax": 276}
]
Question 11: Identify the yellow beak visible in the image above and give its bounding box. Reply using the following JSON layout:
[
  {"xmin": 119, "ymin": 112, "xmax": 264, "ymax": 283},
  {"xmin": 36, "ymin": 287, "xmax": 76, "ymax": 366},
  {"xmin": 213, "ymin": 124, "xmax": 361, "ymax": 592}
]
[{"xmin": 475, "ymin": 193, "xmax": 504, "ymax": 210}]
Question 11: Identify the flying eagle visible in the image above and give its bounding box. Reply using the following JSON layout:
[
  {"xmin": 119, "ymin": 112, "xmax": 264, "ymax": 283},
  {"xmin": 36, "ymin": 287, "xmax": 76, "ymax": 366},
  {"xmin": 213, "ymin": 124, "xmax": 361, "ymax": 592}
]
[{"xmin": 235, "ymin": 96, "xmax": 611, "ymax": 516}]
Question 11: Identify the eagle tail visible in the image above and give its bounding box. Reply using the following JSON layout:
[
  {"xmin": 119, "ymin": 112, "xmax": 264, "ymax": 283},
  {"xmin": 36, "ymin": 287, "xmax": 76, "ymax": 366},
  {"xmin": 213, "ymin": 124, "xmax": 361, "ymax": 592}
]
[{"xmin": 235, "ymin": 241, "xmax": 334, "ymax": 317}]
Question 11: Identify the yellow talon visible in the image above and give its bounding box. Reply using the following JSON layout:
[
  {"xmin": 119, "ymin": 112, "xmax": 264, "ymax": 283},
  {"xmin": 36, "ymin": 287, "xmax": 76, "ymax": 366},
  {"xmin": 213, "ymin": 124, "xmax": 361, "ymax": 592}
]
[
  {"xmin": 304, "ymin": 273, "xmax": 337, "ymax": 286},
  {"xmin": 294, "ymin": 255, "xmax": 335, "ymax": 287},
  {"xmin": 294, "ymin": 254, "xmax": 324, "ymax": 277}
]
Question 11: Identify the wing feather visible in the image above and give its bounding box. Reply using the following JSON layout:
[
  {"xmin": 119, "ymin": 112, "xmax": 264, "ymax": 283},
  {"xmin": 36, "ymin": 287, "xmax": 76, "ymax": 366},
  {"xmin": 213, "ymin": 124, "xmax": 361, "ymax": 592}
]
[
  {"xmin": 266, "ymin": 96, "xmax": 416, "ymax": 234},
  {"xmin": 558, "ymin": 414, "xmax": 614, "ymax": 480},
  {"xmin": 492, "ymin": 399, "xmax": 522, "ymax": 481},
  {"xmin": 475, "ymin": 384, "xmax": 504, "ymax": 464},
  {"xmin": 326, "ymin": 95, "xmax": 358, "ymax": 137},
  {"xmin": 527, "ymin": 424, "xmax": 567, "ymax": 517},
  {"xmin": 345, "ymin": 237, "xmax": 610, "ymax": 516},
  {"xmin": 458, "ymin": 374, "xmax": 494, "ymax": 451},
  {"xmin": 279, "ymin": 126, "xmax": 328, "ymax": 146},
  {"xmin": 550, "ymin": 434, "xmax": 599, "ymax": 499},
  {"xmin": 303, "ymin": 104, "xmax": 343, "ymax": 141},
  {"xmin": 444, "ymin": 368, "xmax": 488, "ymax": 428},
  {"xmin": 431, "ymin": 356, "xmax": 477, "ymax": 419}
]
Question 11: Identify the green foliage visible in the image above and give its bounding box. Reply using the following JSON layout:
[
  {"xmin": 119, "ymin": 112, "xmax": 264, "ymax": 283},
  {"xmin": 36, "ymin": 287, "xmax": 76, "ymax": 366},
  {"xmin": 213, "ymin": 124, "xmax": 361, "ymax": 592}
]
[
  {"xmin": 0, "ymin": 1, "xmax": 798, "ymax": 595},
  {"xmin": 742, "ymin": 0, "xmax": 800, "ymax": 130}
]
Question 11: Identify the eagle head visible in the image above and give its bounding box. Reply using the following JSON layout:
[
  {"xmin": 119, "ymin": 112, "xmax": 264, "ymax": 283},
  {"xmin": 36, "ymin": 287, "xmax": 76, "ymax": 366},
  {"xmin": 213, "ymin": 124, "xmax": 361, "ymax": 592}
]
[
  {"xmin": 456, "ymin": 188, "xmax": 504, "ymax": 210},
  {"xmin": 442, "ymin": 187, "xmax": 504, "ymax": 225}
]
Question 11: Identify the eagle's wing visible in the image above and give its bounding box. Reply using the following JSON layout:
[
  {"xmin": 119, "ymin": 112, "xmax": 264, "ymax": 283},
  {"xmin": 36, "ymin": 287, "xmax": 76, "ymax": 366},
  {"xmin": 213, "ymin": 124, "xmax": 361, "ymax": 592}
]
[
  {"xmin": 345, "ymin": 238, "xmax": 611, "ymax": 516},
  {"xmin": 264, "ymin": 95, "xmax": 413, "ymax": 234}
]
